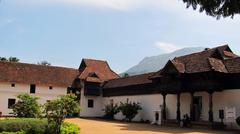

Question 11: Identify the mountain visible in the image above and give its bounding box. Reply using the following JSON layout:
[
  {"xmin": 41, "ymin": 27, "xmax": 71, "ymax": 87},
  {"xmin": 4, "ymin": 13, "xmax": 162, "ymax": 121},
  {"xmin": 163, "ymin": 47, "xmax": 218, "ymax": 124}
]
[{"xmin": 124, "ymin": 47, "xmax": 204, "ymax": 76}]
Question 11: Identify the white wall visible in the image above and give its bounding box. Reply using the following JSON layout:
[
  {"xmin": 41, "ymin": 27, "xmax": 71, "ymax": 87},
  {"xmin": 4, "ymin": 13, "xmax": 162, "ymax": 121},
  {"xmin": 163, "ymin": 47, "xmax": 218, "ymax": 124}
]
[
  {"xmin": 103, "ymin": 94, "xmax": 167, "ymax": 121},
  {"xmin": 0, "ymin": 82, "xmax": 67, "ymax": 116},
  {"xmin": 79, "ymin": 86, "xmax": 104, "ymax": 117},
  {"xmin": 213, "ymin": 89, "xmax": 240, "ymax": 129},
  {"xmin": 102, "ymin": 89, "xmax": 240, "ymax": 129}
]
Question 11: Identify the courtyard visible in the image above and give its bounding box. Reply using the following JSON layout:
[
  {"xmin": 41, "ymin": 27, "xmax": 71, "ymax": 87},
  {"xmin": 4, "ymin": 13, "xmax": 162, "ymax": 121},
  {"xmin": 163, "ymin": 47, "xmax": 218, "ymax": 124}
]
[{"xmin": 66, "ymin": 118, "xmax": 239, "ymax": 134}]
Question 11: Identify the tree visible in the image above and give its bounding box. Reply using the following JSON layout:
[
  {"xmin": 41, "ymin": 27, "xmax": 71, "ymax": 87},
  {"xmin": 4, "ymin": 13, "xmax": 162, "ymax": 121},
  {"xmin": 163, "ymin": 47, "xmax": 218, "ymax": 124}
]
[
  {"xmin": 0, "ymin": 56, "xmax": 19, "ymax": 62},
  {"xmin": 8, "ymin": 57, "xmax": 20, "ymax": 62},
  {"xmin": 12, "ymin": 93, "xmax": 41, "ymax": 118},
  {"xmin": 123, "ymin": 73, "xmax": 129, "ymax": 78},
  {"xmin": 118, "ymin": 99, "xmax": 142, "ymax": 122},
  {"xmin": 103, "ymin": 103, "xmax": 119, "ymax": 120},
  {"xmin": 44, "ymin": 94, "xmax": 80, "ymax": 134},
  {"xmin": 182, "ymin": 0, "xmax": 240, "ymax": 19},
  {"xmin": 0, "ymin": 57, "xmax": 7, "ymax": 61},
  {"xmin": 37, "ymin": 61, "xmax": 51, "ymax": 66}
]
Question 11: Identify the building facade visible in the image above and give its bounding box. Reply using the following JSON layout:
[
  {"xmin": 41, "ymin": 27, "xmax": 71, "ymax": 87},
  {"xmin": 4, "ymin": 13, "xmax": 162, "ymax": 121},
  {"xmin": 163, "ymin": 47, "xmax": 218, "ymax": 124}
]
[{"xmin": 0, "ymin": 45, "xmax": 240, "ymax": 130}]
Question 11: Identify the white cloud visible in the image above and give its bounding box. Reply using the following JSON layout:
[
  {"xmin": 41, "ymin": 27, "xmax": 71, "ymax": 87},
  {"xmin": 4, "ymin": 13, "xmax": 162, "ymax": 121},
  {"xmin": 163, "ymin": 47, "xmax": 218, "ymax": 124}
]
[
  {"xmin": 18, "ymin": 0, "xmax": 185, "ymax": 11},
  {"xmin": 155, "ymin": 42, "xmax": 183, "ymax": 53}
]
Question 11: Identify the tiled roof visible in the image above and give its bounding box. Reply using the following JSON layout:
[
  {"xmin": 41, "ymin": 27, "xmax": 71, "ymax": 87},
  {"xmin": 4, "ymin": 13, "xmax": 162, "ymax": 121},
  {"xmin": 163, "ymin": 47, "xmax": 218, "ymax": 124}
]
[
  {"xmin": 171, "ymin": 45, "xmax": 230, "ymax": 73},
  {"xmin": 224, "ymin": 57, "xmax": 240, "ymax": 73},
  {"xmin": 103, "ymin": 72, "xmax": 155, "ymax": 89},
  {"xmin": 78, "ymin": 59, "xmax": 119, "ymax": 82},
  {"xmin": 149, "ymin": 45, "xmax": 238, "ymax": 79},
  {"xmin": 0, "ymin": 61, "xmax": 78, "ymax": 87}
]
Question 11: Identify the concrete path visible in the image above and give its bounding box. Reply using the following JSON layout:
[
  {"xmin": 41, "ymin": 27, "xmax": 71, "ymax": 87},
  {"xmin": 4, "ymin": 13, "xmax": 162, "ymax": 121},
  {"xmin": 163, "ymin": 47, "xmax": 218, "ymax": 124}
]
[{"xmin": 66, "ymin": 118, "xmax": 238, "ymax": 134}]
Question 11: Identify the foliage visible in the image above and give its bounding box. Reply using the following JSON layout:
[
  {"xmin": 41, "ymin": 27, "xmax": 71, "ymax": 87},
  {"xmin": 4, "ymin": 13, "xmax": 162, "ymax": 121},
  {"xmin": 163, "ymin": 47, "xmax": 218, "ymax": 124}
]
[
  {"xmin": 236, "ymin": 116, "xmax": 240, "ymax": 126},
  {"xmin": 118, "ymin": 99, "xmax": 142, "ymax": 122},
  {"xmin": 12, "ymin": 93, "xmax": 41, "ymax": 118},
  {"xmin": 0, "ymin": 118, "xmax": 47, "ymax": 134},
  {"xmin": 122, "ymin": 73, "xmax": 129, "ymax": 78},
  {"xmin": 60, "ymin": 122, "xmax": 80, "ymax": 134},
  {"xmin": 37, "ymin": 61, "xmax": 51, "ymax": 66},
  {"xmin": 0, "ymin": 132, "xmax": 25, "ymax": 134},
  {"xmin": 44, "ymin": 94, "xmax": 80, "ymax": 134},
  {"xmin": 182, "ymin": 0, "xmax": 240, "ymax": 19},
  {"xmin": 8, "ymin": 57, "xmax": 19, "ymax": 62},
  {"xmin": 0, "ymin": 118, "xmax": 79, "ymax": 134},
  {"xmin": 103, "ymin": 103, "xmax": 119, "ymax": 120},
  {"xmin": 0, "ymin": 57, "xmax": 7, "ymax": 62},
  {"xmin": 0, "ymin": 57, "xmax": 19, "ymax": 62}
]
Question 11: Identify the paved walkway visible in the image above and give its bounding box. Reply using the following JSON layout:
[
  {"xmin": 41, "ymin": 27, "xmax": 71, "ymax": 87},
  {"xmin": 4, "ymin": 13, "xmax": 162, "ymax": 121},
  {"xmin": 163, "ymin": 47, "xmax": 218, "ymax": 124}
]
[{"xmin": 66, "ymin": 118, "xmax": 238, "ymax": 134}]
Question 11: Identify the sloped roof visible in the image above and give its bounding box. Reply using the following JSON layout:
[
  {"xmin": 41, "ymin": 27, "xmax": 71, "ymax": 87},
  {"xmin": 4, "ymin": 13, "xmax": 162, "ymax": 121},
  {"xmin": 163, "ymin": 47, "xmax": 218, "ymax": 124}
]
[
  {"xmin": 172, "ymin": 45, "xmax": 231, "ymax": 73},
  {"xmin": 208, "ymin": 58, "xmax": 228, "ymax": 73},
  {"xmin": 78, "ymin": 59, "xmax": 119, "ymax": 82},
  {"xmin": 150, "ymin": 45, "xmax": 239, "ymax": 79},
  {"xmin": 224, "ymin": 57, "xmax": 240, "ymax": 73},
  {"xmin": 103, "ymin": 72, "xmax": 155, "ymax": 89},
  {"xmin": 0, "ymin": 61, "xmax": 78, "ymax": 87}
]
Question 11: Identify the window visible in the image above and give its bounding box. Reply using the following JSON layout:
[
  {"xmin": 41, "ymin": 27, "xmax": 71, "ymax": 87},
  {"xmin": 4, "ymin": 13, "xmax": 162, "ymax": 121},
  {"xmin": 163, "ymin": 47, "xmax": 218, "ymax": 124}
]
[
  {"xmin": 30, "ymin": 84, "xmax": 36, "ymax": 94},
  {"xmin": 11, "ymin": 83, "xmax": 15, "ymax": 87},
  {"xmin": 88, "ymin": 99, "xmax": 94, "ymax": 108},
  {"xmin": 8, "ymin": 99, "xmax": 16, "ymax": 109},
  {"xmin": 49, "ymin": 86, "xmax": 53, "ymax": 90}
]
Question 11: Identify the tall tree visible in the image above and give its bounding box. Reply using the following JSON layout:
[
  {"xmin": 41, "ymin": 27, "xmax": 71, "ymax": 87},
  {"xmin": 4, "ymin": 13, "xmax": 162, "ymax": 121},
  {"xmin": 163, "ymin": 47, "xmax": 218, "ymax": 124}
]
[{"xmin": 183, "ymin": 0, "xmax": 240, "ymax": 19}]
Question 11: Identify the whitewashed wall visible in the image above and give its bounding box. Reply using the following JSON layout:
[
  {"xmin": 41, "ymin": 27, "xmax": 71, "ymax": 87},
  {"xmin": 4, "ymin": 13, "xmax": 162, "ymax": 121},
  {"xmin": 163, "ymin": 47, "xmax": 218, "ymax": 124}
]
[
  {"xmin": 180, "ymin": 90, "xmax": 240, "ymax": 129},
  {"xmin": 79, "ymin": 88, "xmax": 104, "ymax": 117},
  {"xmin": 102, "ymin": 94, "xmax": 177, "ymax": 122},
  {"xmin": 0, "ymin": 82, "xmax": 67, "ymax": 116}
]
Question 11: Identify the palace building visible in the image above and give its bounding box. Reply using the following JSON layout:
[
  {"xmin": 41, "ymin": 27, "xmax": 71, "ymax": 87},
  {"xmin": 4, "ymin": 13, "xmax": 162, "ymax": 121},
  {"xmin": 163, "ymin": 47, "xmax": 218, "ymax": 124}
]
[{"xmin": 0, "ymin": 45, "xmax": 240, "ymax": 129}]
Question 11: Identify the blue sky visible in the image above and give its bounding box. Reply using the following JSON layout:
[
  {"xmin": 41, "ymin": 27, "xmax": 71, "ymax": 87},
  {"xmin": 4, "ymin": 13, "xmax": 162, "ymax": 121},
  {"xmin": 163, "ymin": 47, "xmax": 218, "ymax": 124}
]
[{"xmin": 0, "ymin": 0, "xmax": 240, "ymax": 73}]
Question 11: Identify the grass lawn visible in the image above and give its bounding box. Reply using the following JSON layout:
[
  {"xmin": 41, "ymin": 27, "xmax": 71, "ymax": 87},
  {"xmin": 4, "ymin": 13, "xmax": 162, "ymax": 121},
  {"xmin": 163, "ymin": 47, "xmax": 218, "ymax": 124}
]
[{"xmin": 66, "ymin": 118, "xmax": 239, "ymax": 134}]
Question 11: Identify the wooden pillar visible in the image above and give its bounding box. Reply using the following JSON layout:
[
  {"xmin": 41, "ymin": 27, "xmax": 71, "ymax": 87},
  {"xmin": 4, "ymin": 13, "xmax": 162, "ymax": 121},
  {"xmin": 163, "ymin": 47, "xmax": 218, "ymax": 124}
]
[
  {"xmin": 176, "ymin": 93, "xmax": 181, "ymax": 122},
  {"xmin": 162, "ymin": 93, "xmax": 167, "ymax": 120},
  {"xmin": 208, "ymin": 91, "xmax": 214, "ymax": 122},
  {"xmin": 190, "ymin": 92, "xmax": 194, "ymax": 121}
]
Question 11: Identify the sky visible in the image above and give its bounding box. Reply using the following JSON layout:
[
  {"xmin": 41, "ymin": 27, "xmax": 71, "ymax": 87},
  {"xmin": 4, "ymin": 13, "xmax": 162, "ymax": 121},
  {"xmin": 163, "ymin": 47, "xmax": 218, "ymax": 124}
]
[{"xmin": 0, "ymin": 0, "xmax": 240, "ymax": 73}]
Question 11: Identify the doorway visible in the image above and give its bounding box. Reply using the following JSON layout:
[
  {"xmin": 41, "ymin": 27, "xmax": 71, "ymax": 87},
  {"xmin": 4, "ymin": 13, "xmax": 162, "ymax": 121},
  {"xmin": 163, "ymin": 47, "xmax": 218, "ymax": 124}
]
[{"xmin": 192, "ymin": 96, "xmax": 202, "ymax": 121}]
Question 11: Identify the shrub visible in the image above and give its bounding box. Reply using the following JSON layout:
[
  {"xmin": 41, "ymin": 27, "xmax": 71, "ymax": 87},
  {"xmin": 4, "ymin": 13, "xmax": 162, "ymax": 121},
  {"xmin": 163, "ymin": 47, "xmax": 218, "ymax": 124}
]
[
  {"xmin": 44, "ymin": 94, "xmax": 80, "ymax": 134},
  {"xmin": 12, "ymin": 93, "xmax": 41, "ymax": 118},
  {"xmin": 236, "ymin": 116, "xmax": 240, "ymax": 126},
  {"xmin": 0, "ymin": 118, "xmax": 47, "ymax": 134},
  {"xmin": 60, "ymin": 122, "xmax": 80, "ymax": 134},
  {"xmin": 0, "ymin": 132, "xmax": 25, "ymax": 134},
  {"xmin": 103, "ymin": 103, "xmax": 119, "ymax": 120},
  {"xmin": 0, "ymin": 118, "xmax": 79, "ymax": 134},
  {"xmin": 118, "ymin": 99, "xmax": 142, "ymax": 122}
]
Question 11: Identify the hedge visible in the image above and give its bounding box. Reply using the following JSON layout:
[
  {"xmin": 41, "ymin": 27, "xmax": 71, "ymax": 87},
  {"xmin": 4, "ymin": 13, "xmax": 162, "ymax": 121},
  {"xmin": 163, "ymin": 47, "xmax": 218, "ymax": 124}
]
[{"xmin": 0, "ymin": 118, "xmax": 80, "ymax": 134}]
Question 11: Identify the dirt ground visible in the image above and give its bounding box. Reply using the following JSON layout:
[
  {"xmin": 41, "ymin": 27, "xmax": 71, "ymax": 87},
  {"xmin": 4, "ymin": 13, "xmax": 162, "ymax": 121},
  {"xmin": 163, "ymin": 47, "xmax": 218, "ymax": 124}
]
[{"xmin": 66, "ymin": 118, "xmax": 239, "ymax": 134}]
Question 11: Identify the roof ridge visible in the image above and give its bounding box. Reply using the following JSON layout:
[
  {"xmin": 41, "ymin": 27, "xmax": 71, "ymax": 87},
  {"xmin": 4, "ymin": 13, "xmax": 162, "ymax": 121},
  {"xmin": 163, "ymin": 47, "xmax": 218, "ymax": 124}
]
[
  {"xmin": 83, "ymin": 58, "xmax": 107, "ymax": 63},
  {"xmin": 0, "ymin": 61, "xmax": 77, "ymax": 70},
  {"xmin": 108, "ymin": 72, "xmax": 156, "ymax": 81},
  {"xmin": 173, "ymin": 44, "xmax": 228, "ymax": 60}
]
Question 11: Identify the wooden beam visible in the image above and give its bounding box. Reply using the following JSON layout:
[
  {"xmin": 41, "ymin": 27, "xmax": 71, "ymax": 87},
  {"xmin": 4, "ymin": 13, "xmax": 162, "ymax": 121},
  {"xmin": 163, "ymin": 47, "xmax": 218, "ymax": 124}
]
[
  {"xmin": 208, "ymin": 91, "xmax": 214, "ymax": 122},
  {"xmin": 190, "ymin": 92, "xmax": 195, "ymax": 121},
  {"xmin": 162, "ymin": 93, "xmax": 167, "ymax": 120},
  {"xmin": 176, "ymin": 93, "xmax": 181, "ymax": 122}
]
